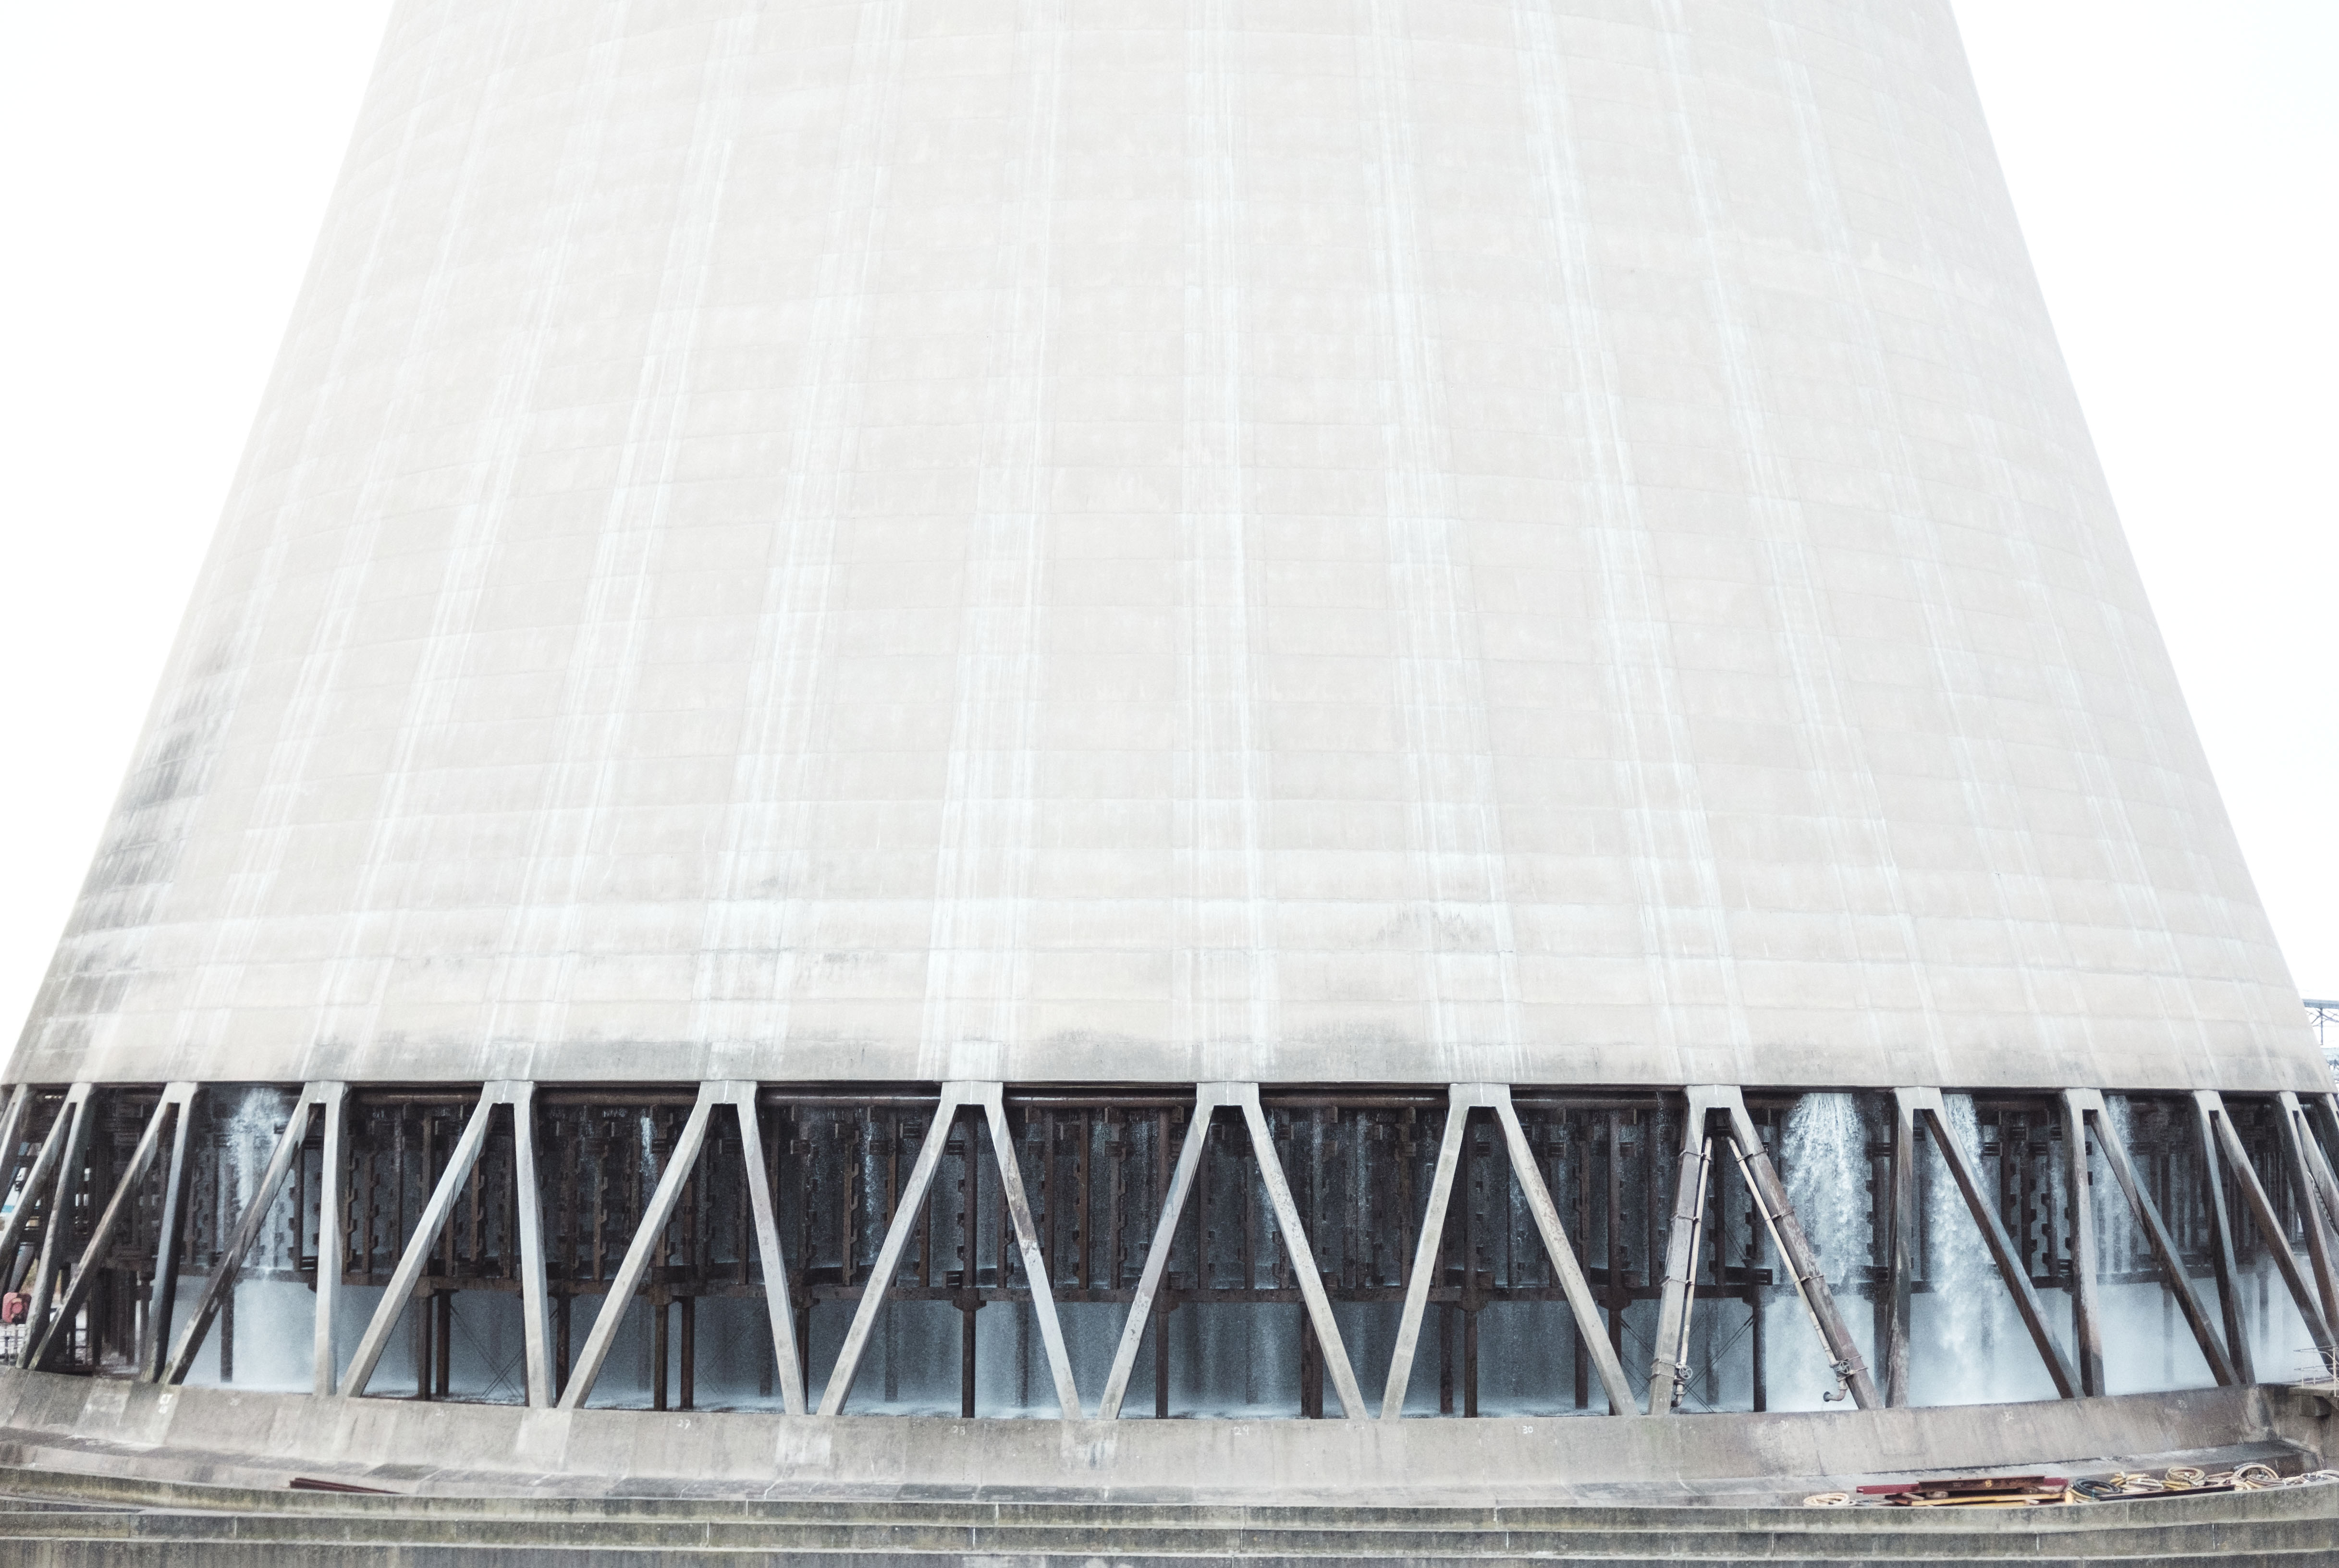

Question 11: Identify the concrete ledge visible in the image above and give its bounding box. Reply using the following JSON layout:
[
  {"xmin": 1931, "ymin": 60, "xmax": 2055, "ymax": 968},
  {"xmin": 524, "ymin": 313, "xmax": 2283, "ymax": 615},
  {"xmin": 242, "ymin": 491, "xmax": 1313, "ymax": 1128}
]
[
  {"xmin": 3, "ymin": 1454, "xmax": 2339, "ymax": 1568},
  {"xmin": 0, "ymin": 1369, "xmax": 2327, "ymax": 1506}
]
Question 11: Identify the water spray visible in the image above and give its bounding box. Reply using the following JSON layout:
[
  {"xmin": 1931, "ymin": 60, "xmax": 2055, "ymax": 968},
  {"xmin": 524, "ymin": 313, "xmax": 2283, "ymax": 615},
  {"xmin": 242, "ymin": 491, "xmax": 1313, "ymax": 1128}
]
[{"xmin": 1729, "ymin": 1133, "xmax": 1854, "ymax": 1406}]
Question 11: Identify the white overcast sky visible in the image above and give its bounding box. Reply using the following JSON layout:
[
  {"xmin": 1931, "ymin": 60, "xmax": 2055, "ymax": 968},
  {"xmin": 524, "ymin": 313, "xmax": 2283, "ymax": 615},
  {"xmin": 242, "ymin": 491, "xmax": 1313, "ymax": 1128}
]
[{"xmin": 0, "ymin": 3, "xmax": 2332, "ymax": 1050}]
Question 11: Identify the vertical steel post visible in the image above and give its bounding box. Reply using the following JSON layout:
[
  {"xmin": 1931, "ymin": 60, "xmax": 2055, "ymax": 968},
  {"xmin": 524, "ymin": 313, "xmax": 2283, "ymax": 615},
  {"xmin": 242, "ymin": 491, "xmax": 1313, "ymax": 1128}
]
[
  {"xmin": 2275, "ymin": 1091, "xmax": 2339, "ymax": 1343},
  {"xmin": 2297, "ymin": 1095, "xmax": 2339, "ymax": 1240},
  {"xmin": 0, "ymin": 1084, "xmax": 93, "ymax": 1303},
  {"xmin": 2059, "ymin": 1091, "xmax": 2105, "ymax": 1396},
  {"xmin": 1492, "ymin": 1089, "xmax": 1638, "ymax": 1414},
  {"xmin": 732, "ymin": 1089, "xmax": 807, "ymax": 1414},
  {"xmin": 559, "ymin": 1087, "xmax": 715, "ymax": 1409},
  {"xmin": 978, "ymin": 1082, "xmax": 1083, "ymax": 1419},
  {"xmin": 1885, "ymin": 1090, "xmax": 1916, "ymax": 1405},
  {"xmin": 28, "ymin": 1085, "xmax": 196, "ymax": 1370},
  {"xmin": 139, "ymin": 1085, "xmax": 198, "ymax": 1382},
  {"xmin": 823, "ymin": 1084, "xmax": 1082, "ymax": 1419},
  {"xmin": 1384, "ymin": 1086, "xmax": 1636, "ymax": 1417},
  {"xmin": 2076, "ymin": 1090, "xmax": 2236, "ymax": 1384},
  {"xmin": 159, "ymin": 1087, "xmax": 322, "ymax": 1385},
  {"xmin": 2201, "ymin": 1091, "xmax": 2335, "ymax": 1355},
  {"xmin": 309, "ymin": 1084, "xmax": 347, "ymax": 1396},
  {"xmin": 334, "ymin": 1087, "xmax": 502, "ymax": 1397},
  {"xmin": 1100, "ymin": 1090, "xmax": 1216, "ymax": 1419},
  {"xmin": 1647, "ymin": 1104, "xmax": 1713, "ymax": 1415},
  {"xmin": 0, "ymin": 1087, "xmax": 30, "ymax": 1210},
  {"xmin": 1606, "ymin": 1112, "xmax": 1625, "ymax": 1358},
  {"xmin": 507, "ymin": 1083, "xmax": 554, "ymax": 1407},
  {"xmin": 1382, "ymin": 1090, "xmax": 1471, "ymax": 1417},
  {"xmin": 2194, "ymin": 1092, "xmax": 2256, "ymax": 1383},
  {"xmin": 1721, "ymin": 1094, "xmax": 1877, "ymax": 1410},
  {"xmin": 1902, "ymin": 1088, "xmax": 2078, "ymax": 1398},
  {"xmin": 1237, "ymin": 1087, "xmax": 1366, "ymax": 1420}
]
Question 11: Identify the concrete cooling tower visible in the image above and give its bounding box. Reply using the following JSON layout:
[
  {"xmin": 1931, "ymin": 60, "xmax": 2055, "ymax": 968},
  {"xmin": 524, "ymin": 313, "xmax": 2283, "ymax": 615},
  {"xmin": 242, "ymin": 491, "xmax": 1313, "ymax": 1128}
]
[{"xmin": 4, "ymin": 0, "xmax": 2336, "ymax": 1504}]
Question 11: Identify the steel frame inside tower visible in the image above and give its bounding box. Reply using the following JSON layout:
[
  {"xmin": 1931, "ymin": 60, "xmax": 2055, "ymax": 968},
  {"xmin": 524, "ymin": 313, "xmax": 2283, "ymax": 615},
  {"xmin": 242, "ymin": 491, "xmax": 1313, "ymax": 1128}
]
[{"xmin": 3, "ymin": 1078, "xmax": 2335, "ymax": 1420}]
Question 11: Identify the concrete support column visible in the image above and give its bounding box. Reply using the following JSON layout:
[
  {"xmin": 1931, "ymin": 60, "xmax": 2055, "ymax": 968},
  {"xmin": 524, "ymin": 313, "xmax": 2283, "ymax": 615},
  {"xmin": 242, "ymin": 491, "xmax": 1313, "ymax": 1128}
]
[
  {"xmin": 821, "ymin": 1082, "xmax": 1082, "ymax": 1419},
  {"xmin": 1894, "ymin": 1089, "xmax": 2078, "ymax": 1400},
  {"xmin": 2059, "ymin": 1091, "xmax": 2105, "ymax": 1396}
]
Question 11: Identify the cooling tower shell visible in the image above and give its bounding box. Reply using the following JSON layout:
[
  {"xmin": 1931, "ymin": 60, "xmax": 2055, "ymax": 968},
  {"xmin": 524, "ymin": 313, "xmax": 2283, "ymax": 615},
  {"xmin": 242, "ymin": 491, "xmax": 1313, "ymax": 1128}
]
[{"xmin": 8, "ymin": 0, "xmax": 2319, "ymax": 1096}]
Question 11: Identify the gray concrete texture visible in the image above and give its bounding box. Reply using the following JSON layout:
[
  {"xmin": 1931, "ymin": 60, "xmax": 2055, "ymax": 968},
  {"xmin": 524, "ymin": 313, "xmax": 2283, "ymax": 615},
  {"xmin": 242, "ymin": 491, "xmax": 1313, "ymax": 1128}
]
[
  {"xmin": 7, "ymin": 0, "xmax": 2319, "ymax": 1092},
  {"xmin": 5, "ymin": 1465, "xmax": 2338, "ymax": 1568},
  {"xmin": 3, "ymin": 1451, "xmax": 2339, "ymax": 1568},
  {"xmin": 0, "ymin": 1365, "xmax": 2326, "ymax": 1507}
]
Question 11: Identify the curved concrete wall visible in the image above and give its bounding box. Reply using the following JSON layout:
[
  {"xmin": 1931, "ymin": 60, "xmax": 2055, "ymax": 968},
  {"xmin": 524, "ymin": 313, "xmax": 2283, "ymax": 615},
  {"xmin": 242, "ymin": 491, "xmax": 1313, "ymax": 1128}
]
[
  {"xmin": 0, "ymin": 1368, "xmax": 2315, "ymax": 1505},
  {"xmin": 8, "ymin": 0, "xmax": 2317, "ymax": 1090}
]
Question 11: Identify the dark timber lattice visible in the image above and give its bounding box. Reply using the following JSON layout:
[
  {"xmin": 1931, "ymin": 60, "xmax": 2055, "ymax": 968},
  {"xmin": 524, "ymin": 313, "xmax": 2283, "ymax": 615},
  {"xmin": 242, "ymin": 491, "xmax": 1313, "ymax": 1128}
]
[{"xmin": 1, "ymin": 1083, "xmax": 2330, "ymax": 1416}]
